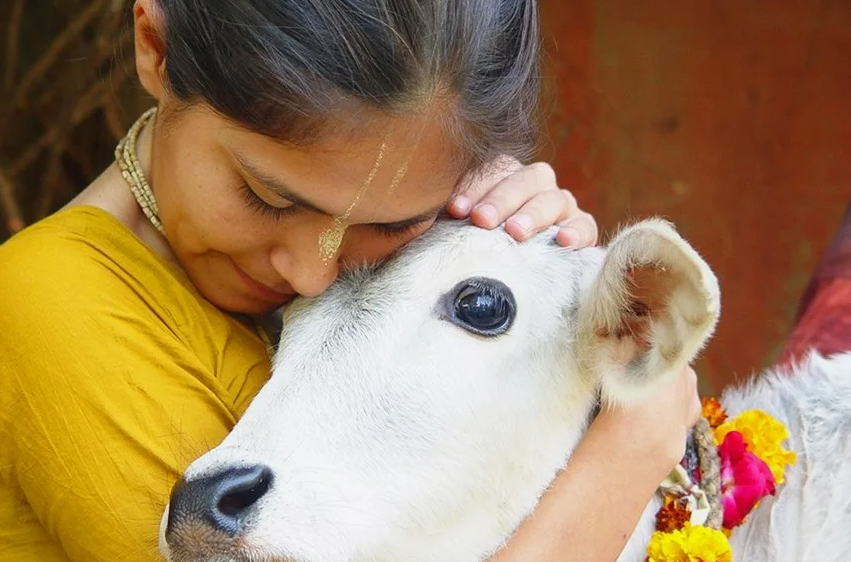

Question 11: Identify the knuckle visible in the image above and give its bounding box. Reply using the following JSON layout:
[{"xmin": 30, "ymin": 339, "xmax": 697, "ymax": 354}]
[
  {"xmin": 582, "ymin": 211, "xmax": 599, "ymax": 233},
  {"xmin": 528, "ymin": 161, "xmax": 557, "ymax": 186},
  {"xmin": 471, "ymin": 183, "xmax": 506, "ymax": 205},
  {"xmin": 561, "ymin": 189, "xmax": 578, "ymax": 209},
  {"xmin": 565, "ymin": 211, "xmax": 597, "ymax": 237},
  {"xmin": 482, "ymin": 156, "xmax": 523, "ymax": 186},
  {"xmin": 530, "ymin": 191, "xmax": 567, "ymax": 216}
]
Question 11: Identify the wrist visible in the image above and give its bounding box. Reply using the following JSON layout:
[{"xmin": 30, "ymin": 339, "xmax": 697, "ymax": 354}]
[{"xmin": 583, "ymin": 409, "xmax": 683, "ymax": 485}]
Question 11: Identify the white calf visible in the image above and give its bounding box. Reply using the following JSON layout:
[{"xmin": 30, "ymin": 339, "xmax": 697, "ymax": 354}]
[{"xmin": 160, "ymin": 219, "xmax": 851, "ymax": 562}]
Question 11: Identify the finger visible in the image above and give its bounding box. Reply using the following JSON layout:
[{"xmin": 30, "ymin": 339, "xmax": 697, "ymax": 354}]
[
  {"xmin": 503, "ymin": 189, "xmax": 579, "ymax": 242},
  {"xmin": 690, "ymin": 396, "xmax": 703, "ymax": 427},
  {"xmin": 468, "ymin": 162, "xmax": 558, "ymax": 229},
  {"xmin": 555, "ymin": 211, "xmax": 599, "ymax": 248},
  {"xmin": 683, "ymin": 367, "xmax": 703, "ymax": 427},
  {"xmin": 446, "ymin": 156, "xmax": 523, "ymax": 219}
]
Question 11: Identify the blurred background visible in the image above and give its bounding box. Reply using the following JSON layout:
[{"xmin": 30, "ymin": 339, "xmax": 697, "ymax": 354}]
[{"xmin": 1, "ymin": 0, "xmax": 850, "ymax": 394}]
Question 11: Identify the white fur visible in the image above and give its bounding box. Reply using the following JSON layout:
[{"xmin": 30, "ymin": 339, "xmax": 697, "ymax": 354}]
[{"xmin": 160, "ymin": 219, "xmax": 851, "ymax": 562}]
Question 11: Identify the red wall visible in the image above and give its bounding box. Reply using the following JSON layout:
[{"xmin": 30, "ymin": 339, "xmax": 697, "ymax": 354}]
[{"xmin": 539, "ymin": 0, "xmax": 851, "ymax": 392}]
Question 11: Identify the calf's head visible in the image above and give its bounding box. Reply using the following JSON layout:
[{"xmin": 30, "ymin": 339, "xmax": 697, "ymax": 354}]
[{"xmin": 160, "ymin": 218, "xmax": 720, "ymax": 562}]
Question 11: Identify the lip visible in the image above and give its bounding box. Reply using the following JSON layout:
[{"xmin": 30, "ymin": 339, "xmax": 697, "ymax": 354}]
[{"xmin": 234, "ymin": 264, "xmax": 291, "ymax": 302}]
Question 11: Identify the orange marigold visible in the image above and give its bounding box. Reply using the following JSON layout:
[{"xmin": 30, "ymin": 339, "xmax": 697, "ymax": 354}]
[
  {"xmin": 702, "ymin": 397, "xmax": 727, "ymax": 429},
  {"xmin": 655, "ymin": 495, "xmax": 692, "ymax": 533}
]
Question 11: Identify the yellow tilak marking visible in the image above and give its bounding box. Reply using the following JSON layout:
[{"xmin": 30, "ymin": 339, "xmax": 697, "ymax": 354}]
[
  {"xmin": 385, "ymin": 117, "xmax": 430, "ymax": 198},
  {"xmin": 386, "ymin": 159, "xmax": 410, "ymax": 197},
  {"xmin": 318, "ymin": 139, "xmax": 389, "ymax": 262}
]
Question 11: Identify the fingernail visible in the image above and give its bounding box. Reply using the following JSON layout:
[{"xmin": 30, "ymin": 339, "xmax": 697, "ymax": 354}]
[
  {"xmin": 474, "ymin": 204, "xmax": 498, "ymax": 225},
  {"xmin": 451, "ymin": 195, "xmax": 472, "ymax": 215},
  {"xmin": 561, "ymin": 226, "xmax": 583, "ymax": 247},
  {"xmin": 510, "ymin": 213, "xmax": 533, "ymax": 234}
]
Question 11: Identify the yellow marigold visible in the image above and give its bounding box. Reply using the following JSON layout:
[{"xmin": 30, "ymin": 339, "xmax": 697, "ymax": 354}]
[
  {"xmin": 702, "ymin": 397, "xmax": 728, "ymax": 429},
  {"xmin": 646, "ymin": 524, "xmax": 733, "ymax": 562},
  {"xmin": 714, "ymin": 409, "xmax": 797, "ymax": 484}
]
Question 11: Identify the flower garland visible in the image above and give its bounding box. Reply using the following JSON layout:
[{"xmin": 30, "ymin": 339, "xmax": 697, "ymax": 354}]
[{"xmin": 645, "ymin": 397, "xmax": 797, "ymax": 562}]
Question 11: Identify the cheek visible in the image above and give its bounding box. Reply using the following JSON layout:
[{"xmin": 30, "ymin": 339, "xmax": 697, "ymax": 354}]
[{"xmin": 153, "ymin": 144, "xmax": 271, "ymax": 252}]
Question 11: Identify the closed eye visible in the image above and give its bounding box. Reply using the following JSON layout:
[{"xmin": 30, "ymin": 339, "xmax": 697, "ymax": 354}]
[
  {"xmin": 238, "ymin": 183, "xmax": 297, "ymax": 222},
  {"xmin": 239, "ymin": 180, "xmax": 437, "ymax": 238}
]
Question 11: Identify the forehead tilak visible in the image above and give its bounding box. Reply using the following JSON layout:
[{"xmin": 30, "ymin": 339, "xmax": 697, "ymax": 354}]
[
  {"xmin": 317, "ymin": 137, "xmax": 387, "ymax": 262},
  {"xmin": 317, "ymin": 125, "xmax": 427, "ymax": 262}
]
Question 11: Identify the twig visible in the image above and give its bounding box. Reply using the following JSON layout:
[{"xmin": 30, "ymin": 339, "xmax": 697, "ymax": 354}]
[
  {"xmin": 38, "ymin": 139, "xmax": 72, "ymax": 218},
  {"xmin": 103, "ymin": 94, "xmax": 127, "ymax": 140},
  {"xmin": 37, "ymin": 93, "xmax": 77, "ymax": 217},
  {"xmin": 29, "ymin": 29, "xmax": 133, "ymax": 122},
  {"xmin": 35, "ymin": 3, "xmax": 126, "ymax": 217},
  {"xmin": 95, "ymin": 4, "xmax": 134, "ymax": 142},
  {"xmin": 10, "ymin": 0, "xmax": 110, "ymax": 109},
  {"xmin": 0, "ymin": 165, "xmax": 24, "ymax": 234},
  {"xmin": 9, "ymin": 57, "xmax": 134, "ymax": 178},
  {"xmin": 3, "ymin": 0, "xmax": 25, "ymax": 94}
]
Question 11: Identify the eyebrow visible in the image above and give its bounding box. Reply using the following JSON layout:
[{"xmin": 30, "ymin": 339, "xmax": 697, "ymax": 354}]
[{"xmin": 231, "ymin": 149, "xmax": 448, "ymax": 229}]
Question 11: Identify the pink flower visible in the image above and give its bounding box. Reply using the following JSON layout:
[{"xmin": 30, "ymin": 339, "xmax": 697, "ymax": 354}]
[{"xmin": 718, "ymin": 430, "xmax": 776, "ymax": 529}]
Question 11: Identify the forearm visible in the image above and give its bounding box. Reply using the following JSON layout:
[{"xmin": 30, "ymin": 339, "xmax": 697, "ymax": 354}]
[{"xmin": 487, "ymin": 420, "xmax": 663, "ymax": 562}]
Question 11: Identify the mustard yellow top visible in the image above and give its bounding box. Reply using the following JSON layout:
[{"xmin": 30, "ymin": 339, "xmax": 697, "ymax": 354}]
[{"xmin": 0, "ymin": 206, "xmax": 272, "ymax": 561}]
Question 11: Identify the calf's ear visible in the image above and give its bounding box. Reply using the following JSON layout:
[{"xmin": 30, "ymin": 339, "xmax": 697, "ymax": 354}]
[{"xmin": 575, "ymin": 219, "xmax": 720, "ymax": 406}]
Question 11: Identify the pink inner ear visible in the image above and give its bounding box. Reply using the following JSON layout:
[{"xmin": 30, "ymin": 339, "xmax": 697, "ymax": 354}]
[
  {"xmin": 595, "ymin": 302, "xmax": 651, "ymax": 351},
  {"xmin": 615, "ymin": 305, "xmax": 652, "ymax": 351},
  {"xmin": 603, "ymin": 263, "xmax": 679, "ymax": 351},
  {"xmin": 626, "ymin": 263, "xmax": 679, "ymax": 313}
]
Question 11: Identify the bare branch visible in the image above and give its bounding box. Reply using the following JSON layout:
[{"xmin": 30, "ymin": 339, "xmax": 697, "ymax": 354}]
[
  {"xmin": 11, "ymin": 0, "xmax": 110, "ymax": 109},
  {"xmin": 0, "ymin": 165, "xmax": 24, "ymax": 235},
  {"xmin": 3, "ymin": 0, "xmax": 25, "ymax": 94},
  {"xmin": 9, "ymin": 57, "xmax": 134, "ymax": 178}
]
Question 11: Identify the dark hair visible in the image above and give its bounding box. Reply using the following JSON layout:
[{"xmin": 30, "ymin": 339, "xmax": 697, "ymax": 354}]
[{"xmin": 153, "ymin": 0, "xmax": 541, "ymax": 174}]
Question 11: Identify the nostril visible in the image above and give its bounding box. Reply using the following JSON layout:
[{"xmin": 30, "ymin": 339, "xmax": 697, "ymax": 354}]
[
  {"xmin": 167, "ymin": 464, "xmax": 274, "ymax": 537},
  {"xmin": 216, "ymin": 465, "xmax": 274, "ymax": 517}
]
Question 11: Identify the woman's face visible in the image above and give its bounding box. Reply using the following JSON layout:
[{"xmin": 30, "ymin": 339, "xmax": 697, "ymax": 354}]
[{"xmin": 148, "ymin": 104, "xmax": 464, "ymax": 315}]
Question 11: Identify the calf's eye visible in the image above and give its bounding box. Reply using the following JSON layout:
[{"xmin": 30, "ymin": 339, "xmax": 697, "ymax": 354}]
[{"xmin": 448, "ymin": 277, "xmax": 516, "ymax": 336}]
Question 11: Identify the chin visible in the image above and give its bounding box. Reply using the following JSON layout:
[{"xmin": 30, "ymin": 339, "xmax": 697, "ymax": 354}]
[
  {"xmin": 226, "ymin": 297, "xmax": 287, "ymax": 317},
  {"xmin": 181, "ymin": 259, "xmax": 288, "ymax": 315},
  {"xmin": 200, "ymin": 289, "xmax": 287, "ymax": 318}
]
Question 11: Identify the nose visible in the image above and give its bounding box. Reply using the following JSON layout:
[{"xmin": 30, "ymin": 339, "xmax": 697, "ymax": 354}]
[
  {"xmin": 166, "ymin": 464, "xmax": 274, "ymax": 536},
  {"xmin": 270, "ymin": 241, "xmax": 339, "ymax": 298}
]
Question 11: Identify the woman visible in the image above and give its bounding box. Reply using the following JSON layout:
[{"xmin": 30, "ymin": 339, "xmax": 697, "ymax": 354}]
[{"xmin": 0, "ymin": 1, "xmax": 701, "ymax": 561}]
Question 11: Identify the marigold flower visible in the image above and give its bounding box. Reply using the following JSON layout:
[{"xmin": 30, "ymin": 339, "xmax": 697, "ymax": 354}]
[
  {"xmin": 714, "ymin": 409, "xmax": 797, "ymax": 484},
  {"xmin": 646, "ymin": 524, "xmax": 733, "ymax": 562},
  {"xmin": 701, "ymin": 397, "xmax": 728, "ymax": 429},
  {"xmin": 655, "ymin": 496, "xmax": 692, "ymax": 533}
]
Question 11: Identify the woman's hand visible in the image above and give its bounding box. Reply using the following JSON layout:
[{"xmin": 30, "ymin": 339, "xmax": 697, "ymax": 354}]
[
  {"xmin": 446, "ymin": 155, "xmax": 598, "ymax": 248},
  {"xmin": 486, "ymin": 364, "xmax": 703, "ymax": 562},
  {"xmin": 590, "ymin": 364, "xmax": 704, "ymax": 481}
]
